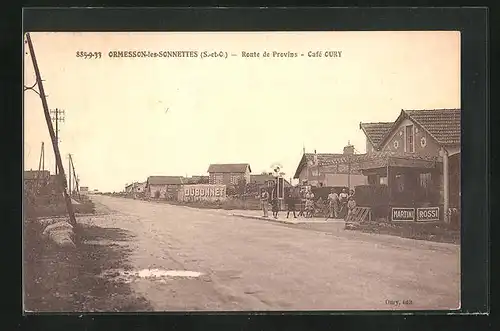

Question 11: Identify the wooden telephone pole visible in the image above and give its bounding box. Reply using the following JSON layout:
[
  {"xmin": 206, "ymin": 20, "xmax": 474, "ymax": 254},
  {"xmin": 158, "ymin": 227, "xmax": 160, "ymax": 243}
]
[
  {"xmin": 69, "ymin": 154, "xmax": 80, "ymax": 199},
  {"xmin": 34, "ymin": 141, "xmax": 45, "ymax": 194},
  {"xmin": 25, "ymin": 33, "xmax": 76, "ymax": 226},
  {"xmin": 50, "ymin": 108, "xmax": 64, "ymax": 175},
  {"xmin": 68, "ymin": 154, "xmax": 72, "ymax": 197}
]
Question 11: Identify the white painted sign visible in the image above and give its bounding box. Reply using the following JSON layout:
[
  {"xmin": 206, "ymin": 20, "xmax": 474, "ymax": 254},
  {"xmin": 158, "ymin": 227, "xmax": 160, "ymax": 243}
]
[
  {"xmin": 391, "ymin": 207, "xmax": 415, "ymax": 221},
  {"xmin": 416, "ymin": 207, "xmax": 440, "ymax": 222},
  {"xmin": 180, "ymin": 184, "xmax": 227, "ymax": 201}
]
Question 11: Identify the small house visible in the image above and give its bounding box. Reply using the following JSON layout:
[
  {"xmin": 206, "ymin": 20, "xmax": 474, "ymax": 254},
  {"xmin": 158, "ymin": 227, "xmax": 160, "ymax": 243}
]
[
  {"xmin": 146, "ymin": 176, "xmax": 184, "ymax": 199},
  {"xmin": 207, "ymin": 163, "xmax": 251, "ymax": 186}
]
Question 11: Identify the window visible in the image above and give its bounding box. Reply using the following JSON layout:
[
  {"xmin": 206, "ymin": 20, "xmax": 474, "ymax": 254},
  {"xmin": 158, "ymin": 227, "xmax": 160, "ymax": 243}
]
[
  {"xmin": 311, "ymin": 168, "xmax": 319, "ymax": 177},
  {"xmin": 405, "ymin": 125, "xmax": 415, "ymax": 153},
  {"xmin": 230, "ymin": 175, "xmax": 239, "ymax": 185},
  {"xmin": 395, "ymin": 174, "xmax": 405, "ymax": 192},
  {"xmin": 379, "ymin": 176, "xmax": 388, "ymax": 185},
  {"xmin": 214, "ymin": 174, "xmax": 223, "ymax": 184},
  {"xmin": 419, "ymin": 173, "xmax": 432, "ymax": 189}
]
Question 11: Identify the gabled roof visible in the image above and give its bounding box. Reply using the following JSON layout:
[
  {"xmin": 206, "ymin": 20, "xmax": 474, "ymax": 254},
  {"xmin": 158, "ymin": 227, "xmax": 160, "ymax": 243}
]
[
  {"xmin": 359, "ymin": 122, "xmax": 394, "ymax": 147},
  {"xmin": 207, "ymin": 163, "xmax": 251, "ymax": 173},
  {"xmin": 293, "ymin": 153, "xmax": 345, "ymax": 179},
  {"xmin": 147, "ymin": 176, "xmax": 184, "ymax": 185},
  {"xmin": 377, "ymin": 109, "xmax": 461, "ymax": 149},
  {"xmin": 404, "ymin": 109, "xmax": 461, "ymax": 145}
]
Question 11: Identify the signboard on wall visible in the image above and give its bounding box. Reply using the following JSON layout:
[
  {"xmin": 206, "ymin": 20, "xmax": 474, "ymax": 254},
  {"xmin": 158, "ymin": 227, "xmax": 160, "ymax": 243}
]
[
  {"xmin": 391, "ymin": 207, "xmax": 415, "ymax": 221},
  {"xmin": 180, "ymin": 184, "xmax": 227, "ymax": 201},
  {"xmin": 416, "ymin": 207, "xmax": 440, "ymax": 222}
]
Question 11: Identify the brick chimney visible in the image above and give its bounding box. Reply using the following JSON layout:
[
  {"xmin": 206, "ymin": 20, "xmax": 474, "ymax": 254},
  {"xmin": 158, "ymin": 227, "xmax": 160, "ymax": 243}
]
[
  {"xmin": 313, "ymin": 149, "xmax": 318, "ymax": 165},
  {"xmin": 343, "ymin": 141, "xmax": 355, "ymax": 155}
]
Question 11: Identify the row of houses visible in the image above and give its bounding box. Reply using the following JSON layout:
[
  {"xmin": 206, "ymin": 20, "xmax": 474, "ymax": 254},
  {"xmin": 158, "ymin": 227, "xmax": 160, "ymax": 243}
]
[
  {"xmin": 125, "ymin": 170, "xmax": 291, "ymax": 200},
  {"xmin": 125, "ymin": 108, "xmax": 460, "ymax": 222}
]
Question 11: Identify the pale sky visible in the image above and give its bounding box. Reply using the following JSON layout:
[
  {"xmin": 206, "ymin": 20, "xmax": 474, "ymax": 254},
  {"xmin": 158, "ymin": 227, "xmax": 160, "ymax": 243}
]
[{"xmin": 23, "ymin": 31, "xmax": 460, "ymax": 192}]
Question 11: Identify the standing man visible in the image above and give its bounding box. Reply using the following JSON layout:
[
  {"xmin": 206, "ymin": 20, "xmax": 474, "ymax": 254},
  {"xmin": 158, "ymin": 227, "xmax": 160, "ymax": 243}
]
[
  {"xmin": 327, "ymin": 188, "xmax": 339, "ymax": 219},
  {"xmin": 347, "ymin": 190, "xmax": 357, "ymax": 219},
  {"xmin": 260, "ymin": 188, "xmax": 270, "ymax": 217},
  {"xmin": 339, "ymin": 188, "xmax": 349, "ymax": 218},
  {"xmin": 286, "ymin": 192, "xmax": 297, "ymax": 218}
]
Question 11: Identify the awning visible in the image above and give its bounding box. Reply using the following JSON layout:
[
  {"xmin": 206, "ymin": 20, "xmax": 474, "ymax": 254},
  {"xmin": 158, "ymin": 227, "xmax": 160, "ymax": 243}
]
[{"xmin": 358, "ymin": 156, "xmax": 441, "ymax": 171}]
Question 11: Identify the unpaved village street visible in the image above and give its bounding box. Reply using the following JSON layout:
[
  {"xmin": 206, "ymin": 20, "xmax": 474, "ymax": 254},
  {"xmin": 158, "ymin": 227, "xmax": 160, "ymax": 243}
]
[{"xmin": 81, "ymin": 195, "xmax": 460, "ymax": 311}]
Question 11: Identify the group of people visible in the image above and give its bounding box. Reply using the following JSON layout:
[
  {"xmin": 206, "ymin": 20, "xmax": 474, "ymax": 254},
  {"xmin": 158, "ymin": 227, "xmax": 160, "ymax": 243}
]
[
  {"xmin": 327, "ymin": 188, "xmax": 356, "ymax": 219},
  {"xmin": 260, "ymin": 186, "xmax": 357, "ymax": 220},
  {"xmin": 259, "ymin": 188, "xmax": 301, "ymax": 219}
]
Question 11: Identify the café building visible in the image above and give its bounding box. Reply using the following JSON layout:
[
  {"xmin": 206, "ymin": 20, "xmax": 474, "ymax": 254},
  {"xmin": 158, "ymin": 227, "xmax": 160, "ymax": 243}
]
[{"xmin": 352, "ymin": 109, "xmax": 460, "ymax": 223}]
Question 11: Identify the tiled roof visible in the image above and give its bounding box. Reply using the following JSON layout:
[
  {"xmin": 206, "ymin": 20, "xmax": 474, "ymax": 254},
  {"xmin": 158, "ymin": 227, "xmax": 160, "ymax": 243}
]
[
  {"xmin": 404, "ymin": 109, "xmax": 461, "ymax": 145},
  {"xmin": 207, "ymin": 163, "xmax": 251, "ymax": 173},
  {"xmin": 304, "ymin": 153, "xmax": 344, "ymax": 165},
  {"xmin": 359, "ymin": 122, "xmax": 393, "ymax": 147},
  {"xmin": 323, "ymin": 151, "xmax": 442, "ymax": 165},
  {"xmin": 147, "ymin": 176, "xmax": 184, "ymax": 185},
  {"xmin": 377, "ymin": 109, "xmax": 461, "ymax": 149},
  {"xmin": 293, "ymin": 153, "xmax": 345, "ymax": 178}
]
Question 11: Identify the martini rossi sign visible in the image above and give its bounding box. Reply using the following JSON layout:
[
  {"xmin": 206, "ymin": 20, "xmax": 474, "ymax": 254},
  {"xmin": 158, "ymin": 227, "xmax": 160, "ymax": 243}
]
[
  {"xmin": 391, "ymin": 208, "xmax": 415, "ymax": 221},
  {"xmin": 416, "ymin": 207, "xmax": 440, "ymax": 222},
  {"xmin": 391, "ymin": 207, "xmax": 441, "ymax": 222}
]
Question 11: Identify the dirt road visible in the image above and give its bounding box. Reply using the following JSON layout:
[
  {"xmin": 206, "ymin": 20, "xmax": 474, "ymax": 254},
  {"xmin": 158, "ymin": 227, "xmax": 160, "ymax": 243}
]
[{"xmin": 81, "ymin": 195, "xmax": 460, "ymax": 311}]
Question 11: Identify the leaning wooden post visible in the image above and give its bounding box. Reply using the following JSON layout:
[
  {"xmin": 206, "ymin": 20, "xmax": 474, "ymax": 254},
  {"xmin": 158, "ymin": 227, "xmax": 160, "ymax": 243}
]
[{"xmin": 25, "ymin": 33, "xmax": 76, "ymax": 226}]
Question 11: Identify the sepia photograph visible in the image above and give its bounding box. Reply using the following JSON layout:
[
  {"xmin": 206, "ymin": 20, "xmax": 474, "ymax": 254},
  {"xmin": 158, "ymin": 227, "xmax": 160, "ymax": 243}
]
[{"xmin": 23, "ymin": 31, "xmax": 461, "ymax": 312}]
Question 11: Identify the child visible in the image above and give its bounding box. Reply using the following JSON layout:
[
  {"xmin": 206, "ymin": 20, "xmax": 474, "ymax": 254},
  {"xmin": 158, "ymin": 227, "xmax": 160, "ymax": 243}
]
[
  {"xmin": 305, "ymin": 198, "xmax": 314, "ymax": 218},
  {"xmin": 271, "ymin": 198, "xmax": 280, "ymax": 219},
  {"xmin": 347, "ymin": 195, "xmax": 356, "ymax": 219}
]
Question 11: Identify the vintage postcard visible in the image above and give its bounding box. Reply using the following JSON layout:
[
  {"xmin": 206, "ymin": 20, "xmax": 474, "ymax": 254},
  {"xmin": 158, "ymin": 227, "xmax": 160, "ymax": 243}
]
[{"xmin": 23, "ymin": 31, "xmax": 461, "ymax": 312}]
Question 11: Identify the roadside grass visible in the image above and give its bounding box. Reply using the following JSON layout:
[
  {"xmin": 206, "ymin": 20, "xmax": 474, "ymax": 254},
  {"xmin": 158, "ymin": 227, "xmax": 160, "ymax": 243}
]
[
  {"xmin": 23, "ymin": 219, "xmax": 153, "ymax": 312},
  {"xmin": 346, "ymin": 221, "xmax": 460, "ymax": 245}
]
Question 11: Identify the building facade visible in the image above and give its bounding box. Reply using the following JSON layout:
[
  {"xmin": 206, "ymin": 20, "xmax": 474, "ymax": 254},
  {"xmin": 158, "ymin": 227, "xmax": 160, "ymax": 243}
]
[
  {"xmin": 207, "ymin": 163, "xmax": 251, "ymax": 186},
  {"xmin": 146, "ymin": 176, "xmax": 184, "ymax": 199},
  {"xmin": 357, "ymin": 108, "xmax": 460, "ymax": 222},
  {"xmin": 293, "ymin": 146, "xmax": 368, "ymax": 189}
]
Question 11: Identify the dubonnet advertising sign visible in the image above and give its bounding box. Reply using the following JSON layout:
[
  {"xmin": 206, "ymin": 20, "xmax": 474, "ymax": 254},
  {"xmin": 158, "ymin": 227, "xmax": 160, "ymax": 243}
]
[
  {"xmin": 416, "ymin": 207, "xmax": 440, "ymax": 222},
  {"xmin": 391, "ymin": 207, "xmax": 415, "ymax": 221},
  {"xmin": 180, "ymin": 184, "xmax": 227, "ymax": 201}
]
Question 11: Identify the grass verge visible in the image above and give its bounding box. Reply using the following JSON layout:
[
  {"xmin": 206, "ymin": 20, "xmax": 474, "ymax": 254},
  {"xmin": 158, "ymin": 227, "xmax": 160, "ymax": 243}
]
[{"xmin": 23, "ymin": 219, "xmax": 153, "ymax": 312}]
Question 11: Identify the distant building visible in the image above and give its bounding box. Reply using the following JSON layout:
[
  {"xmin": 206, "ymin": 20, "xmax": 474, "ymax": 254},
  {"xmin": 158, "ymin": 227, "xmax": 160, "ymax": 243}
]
[
  {"xmin": 207, "ymin": 163, "xmax": 251, "ymax": 186},
  {"xmin": 125, "ymin": 182, "xmax": 146, "ymax": 194},
  {"xmin": 293, "ymin": 146, "xmax": 367, "ymax": 188},
  {"xmin": 183, "ymin": 176, "xmax": 209, "ymax": 185},
  {"xmin": 24, "ymin": 170, "xmax": 51, "ymax": 193},
  {"xmin": 250, "ymin": 174, "xmax": 292, "ymax": 188},
  {"xmin": 146, "ymin": 176, "xmax": 184, "ymax": 199},
  {"xmin": 24, "ymin": 170, "xmax": 50, "ymax": 183}
]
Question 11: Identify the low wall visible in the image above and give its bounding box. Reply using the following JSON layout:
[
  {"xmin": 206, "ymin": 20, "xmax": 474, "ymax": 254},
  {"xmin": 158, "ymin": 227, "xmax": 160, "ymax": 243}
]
[{"xmin": 169, "ymin": 197, "xmax": 262, "ymax": 210}]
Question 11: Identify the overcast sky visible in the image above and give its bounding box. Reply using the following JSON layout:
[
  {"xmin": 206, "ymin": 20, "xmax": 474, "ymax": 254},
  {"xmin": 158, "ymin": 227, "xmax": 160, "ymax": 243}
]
[{"xmin": 23, "ymin": 31, "xmax": 460, "ymax": 192}]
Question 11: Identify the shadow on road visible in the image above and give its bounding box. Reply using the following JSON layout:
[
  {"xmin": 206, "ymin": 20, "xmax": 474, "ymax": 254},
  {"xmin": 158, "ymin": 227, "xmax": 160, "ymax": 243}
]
[{"xmin": 23, "ymin": 221, "xmax": 153, "ymax": 312}]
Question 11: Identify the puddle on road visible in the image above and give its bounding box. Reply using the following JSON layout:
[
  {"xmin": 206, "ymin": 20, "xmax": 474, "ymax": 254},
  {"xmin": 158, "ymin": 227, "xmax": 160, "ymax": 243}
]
[{"xmin": 101, "ymin": 268, "xmax": 203, "ymax": 284}]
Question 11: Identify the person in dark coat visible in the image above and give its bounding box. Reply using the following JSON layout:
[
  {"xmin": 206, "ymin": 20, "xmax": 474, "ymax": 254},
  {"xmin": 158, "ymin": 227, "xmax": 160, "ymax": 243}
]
[
  {"xmin": 286, "ymin": 192, "xmax": 297, "ymax": 218},
  {"xmin": 260, "ymin": 188, "xmax": 270, "ymax": 217},
  {"xmin": 271, "ymin": 197, "xmax": 280, "ymax": 219}
]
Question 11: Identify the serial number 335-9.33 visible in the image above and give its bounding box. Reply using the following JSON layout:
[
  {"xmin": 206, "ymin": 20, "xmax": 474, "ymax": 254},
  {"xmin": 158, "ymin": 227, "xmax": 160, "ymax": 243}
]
[{"xmin": 76, "ymin": 51, "xmax": 102, "ymax": 59}]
